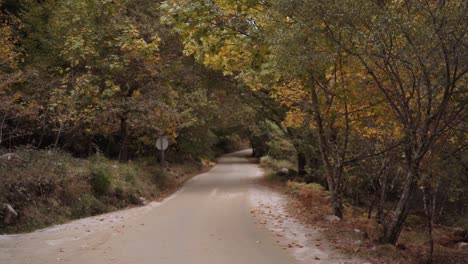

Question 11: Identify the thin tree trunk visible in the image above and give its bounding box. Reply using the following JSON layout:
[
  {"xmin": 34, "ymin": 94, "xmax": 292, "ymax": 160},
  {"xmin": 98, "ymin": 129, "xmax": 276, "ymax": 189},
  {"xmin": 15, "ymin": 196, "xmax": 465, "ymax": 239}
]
[
  {"xmin": 382, "ymin": 164, "xmax": 418, "ymax": 244},
  {"xmin": 368, "ymin": 195, "xmax": 377, "ymax": 219},
  {"xmin": 298, "ymin": 152, "xmax": 306, "ymax": 175},
  {"xmin": 423, "ymin": 177, "xmax": 436, "ymax": 264},
  {"xmin": 310, "ymin": 79, "xmax": 343, "ymax": 218},
  {"xmin": 377, "ymin": 172, "xmax": 388, "ymax": 224},
  {"xmin": 37, "ymin": 108, "xmax": 49, "ymax": 148},
  {"xmin": 0, "ymin": 114, "xmax": 5, "ymax": 146},
  {"xmin": 53, "ymin": 122, "xmax": 63, "ymax": 150},
  {"xmin": 118, "ymin": 115, "xmax": 128, "ymax": 161},
  {"xmin": 377, "ymin": 159, "xmax": 390, "ymax": 224}
]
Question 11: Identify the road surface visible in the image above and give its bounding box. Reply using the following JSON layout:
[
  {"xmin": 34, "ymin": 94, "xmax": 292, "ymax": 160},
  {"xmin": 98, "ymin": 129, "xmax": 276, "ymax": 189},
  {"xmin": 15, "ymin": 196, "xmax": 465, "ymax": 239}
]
[{"xmin": 0, "ymin": 150, "xmax": 302, "ymax": 264}]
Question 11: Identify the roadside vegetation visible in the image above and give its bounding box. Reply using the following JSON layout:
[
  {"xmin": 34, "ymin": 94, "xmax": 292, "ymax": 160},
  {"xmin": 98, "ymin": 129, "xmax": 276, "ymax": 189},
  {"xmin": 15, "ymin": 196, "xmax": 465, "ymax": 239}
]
[
  {"xmin": 0, "ymin": 147, "xmax": 207, "ymax": 233},
  {"xmin": 259, "ymin": 137, "xmax": 467, "ymax": 263}
]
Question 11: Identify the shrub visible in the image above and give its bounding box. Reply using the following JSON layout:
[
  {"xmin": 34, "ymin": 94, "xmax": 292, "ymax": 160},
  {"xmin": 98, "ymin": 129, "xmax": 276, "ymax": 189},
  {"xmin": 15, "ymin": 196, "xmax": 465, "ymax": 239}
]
[
  {"xmin": 72, "ymin": 193, "xmax": 108, "ymax": 218},
  {"xmin": 90, "ymin": 165, "xmax": 112, "ymax": 195},
  {"xmin": 150, "ymin": 166, "xmax": 169, "ymax": 188}
]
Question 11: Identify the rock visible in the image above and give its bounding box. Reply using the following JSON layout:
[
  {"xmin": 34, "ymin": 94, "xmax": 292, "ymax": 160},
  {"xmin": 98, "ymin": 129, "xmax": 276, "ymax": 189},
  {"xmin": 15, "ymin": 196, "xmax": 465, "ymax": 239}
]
[
  {"xmin": 4, "ymin": 204, "xmax": 18, "ymax": 225},
  {"xmin": 324, "ymin": 214, "xmax": 341, "ymax": 222},
  {"xmin": 457, "ymin": 242, "xmax": 468, "ymax": 250},
  {"xmin": 0, "ymin": 153, "xmax": 22, "ymax": 163},
  {"xmin": 354, "ymin": 228, "xmax": 369, "ymax": 240},
  {"xmin": 138, "ymin": 197, "xmax": 148, "ymax": 205},
  {"xmin": 354, "ymin": 240, "xmax": 363, "ymax": 246},
  {"xmin": 277, "ymin": 168, "xmax": 289, "ymax": 176}
]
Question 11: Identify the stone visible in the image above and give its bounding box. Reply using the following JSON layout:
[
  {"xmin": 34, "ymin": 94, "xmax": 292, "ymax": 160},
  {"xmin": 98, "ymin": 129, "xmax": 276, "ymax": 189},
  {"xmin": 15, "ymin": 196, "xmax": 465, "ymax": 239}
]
[
  {"xmin": 138, "ymin": 197, "xmax": 148, "ymax": 205},
  {"xmin": 457, "ymin": 242, "xmax": 468, "ymax": 250},
  {"xmin": 354, "ymin": 228, "xmax": 369, "ymax": 240},
  {"xmin": 4, "ymin": 204, "xmax": 18, "ymax": 225},
  {"xmin": 0, "ymin": 153, "xmax": 22, "ymax": 163},
  {"xmin": 277, "ymin": 168, "xmax": 289, "ymax": 176},
  {"xmin": 324, "ymin": 214, "xmax": 341, "ymax": 222}
]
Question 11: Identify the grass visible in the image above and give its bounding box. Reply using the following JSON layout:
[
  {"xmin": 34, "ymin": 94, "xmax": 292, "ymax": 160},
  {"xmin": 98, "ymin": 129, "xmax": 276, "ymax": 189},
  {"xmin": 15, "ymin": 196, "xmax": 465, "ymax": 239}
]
[{"xmin": 0, "ymin": 147, "xmax": 206, "ymax": 234}]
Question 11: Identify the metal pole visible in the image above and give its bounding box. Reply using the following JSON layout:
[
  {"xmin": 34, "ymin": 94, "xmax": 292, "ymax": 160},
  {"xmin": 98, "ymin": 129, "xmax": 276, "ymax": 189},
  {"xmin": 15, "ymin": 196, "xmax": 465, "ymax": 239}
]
[{"xmin": 161, "ymin": 148, "xmax": 165, "ymax": 170}]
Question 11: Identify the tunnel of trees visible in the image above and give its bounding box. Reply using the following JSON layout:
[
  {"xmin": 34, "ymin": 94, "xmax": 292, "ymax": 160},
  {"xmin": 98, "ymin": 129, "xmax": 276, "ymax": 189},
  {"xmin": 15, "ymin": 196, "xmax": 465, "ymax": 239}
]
[{"xmin": 1, "ymin": 0, "xmax": 467, "ymax": 258}]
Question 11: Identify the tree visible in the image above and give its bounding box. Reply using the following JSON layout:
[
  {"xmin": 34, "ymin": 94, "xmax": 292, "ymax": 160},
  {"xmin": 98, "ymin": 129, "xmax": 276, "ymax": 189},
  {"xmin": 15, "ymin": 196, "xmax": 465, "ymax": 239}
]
[{"xmin": 310, "ymin": 0, "xmax": 467, "ymax": 243}]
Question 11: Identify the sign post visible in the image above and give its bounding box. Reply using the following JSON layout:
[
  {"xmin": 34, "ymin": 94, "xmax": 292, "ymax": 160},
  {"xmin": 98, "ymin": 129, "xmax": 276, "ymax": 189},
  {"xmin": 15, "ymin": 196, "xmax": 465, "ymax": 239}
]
[{"xmin": 156, "ymin": 136, "xmax": 169, "ymax": 169}]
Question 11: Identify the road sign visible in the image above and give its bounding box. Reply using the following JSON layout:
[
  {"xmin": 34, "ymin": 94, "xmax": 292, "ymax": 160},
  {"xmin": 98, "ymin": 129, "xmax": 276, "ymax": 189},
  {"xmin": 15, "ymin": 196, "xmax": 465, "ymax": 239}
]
[
  {"xmin": 156, "ymin": 136, "xmax": 169, "ymax": 151},
  {"xmin": 156, "ymin": 136, "xmax": 169, "ymax": 170}
]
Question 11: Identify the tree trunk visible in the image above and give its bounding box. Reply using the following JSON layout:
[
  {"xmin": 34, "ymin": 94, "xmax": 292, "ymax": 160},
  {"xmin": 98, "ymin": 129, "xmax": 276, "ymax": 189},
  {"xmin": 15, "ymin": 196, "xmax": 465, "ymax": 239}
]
[
  {"xmin": 118, "ymin": 115, "xmax": 128, "ymax": 161},
  {"xmin": 37, "ymin": 107, "xmax": 49, "ymax": 148},
  {"xmin": 331, "ymin": 189, "xmax": 344, "ymax": 218},
  {"xmin": 298, "ymin": 152, "xmax": 306, "ymax": 175},
  {"xmin": 0, "ymin": 114, "xmax": 5, "ymax": 146},
  {"xmin": 53, "ymin": 122, "xmax": 63, "ymax": 150},
  {"xmin": 310, "ymin": 80, "xmax": 343, "ymax": 218},
  {"xmin": 368, "ymin": 195, "xmax": 377, "ymax": 219},
  {"xmin": 423, "ymin": 177, "xmax": 436, "ymax": 264},
  {"xmin": 381, "ymin": 165, "xmax": 418, "ymax": 244},
  {"xmin": 377, "ymin": 171, "xmax": 388, "ymax": 224}
]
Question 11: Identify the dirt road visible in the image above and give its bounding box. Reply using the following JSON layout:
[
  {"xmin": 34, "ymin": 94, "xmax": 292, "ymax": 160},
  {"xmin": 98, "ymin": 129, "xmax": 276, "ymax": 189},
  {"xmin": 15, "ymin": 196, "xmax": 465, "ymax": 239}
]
[{"xmin": 0, "ymin": 150, "xmax": 363, "ymax": 264}]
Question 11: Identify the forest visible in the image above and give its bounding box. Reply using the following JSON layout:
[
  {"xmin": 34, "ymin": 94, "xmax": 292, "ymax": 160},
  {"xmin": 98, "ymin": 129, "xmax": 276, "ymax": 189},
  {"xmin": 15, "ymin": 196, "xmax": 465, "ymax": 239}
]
[{"xmin": 0, "ymin": 0, "xmax": 467, "ymax": 263}]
